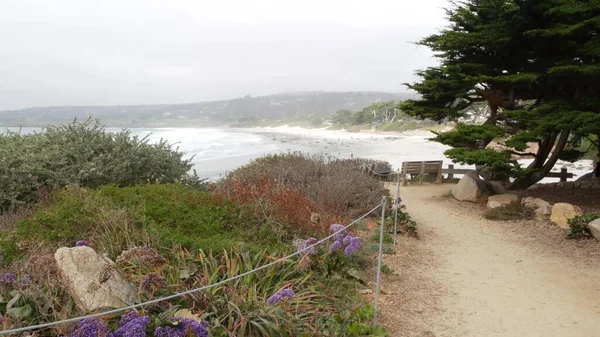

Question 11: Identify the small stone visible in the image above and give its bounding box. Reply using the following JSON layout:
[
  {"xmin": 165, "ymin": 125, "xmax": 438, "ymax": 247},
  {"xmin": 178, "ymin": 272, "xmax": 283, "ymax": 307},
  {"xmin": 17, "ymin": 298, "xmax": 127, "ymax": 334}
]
[
  {"xmin": 487, "ymin": 194, "xmax": 518, "ymax": 209},
  {"xmin": 589, "ymin": 218, "xmax": 600, "ymax": 241},
  {"xmin": 522, "ymin": 197, "xmax": 552, "ymax": 220},
  {"xmin": 564, "ymin": 182, "xmax": 575, "ymax": 189},
  {"xmin": 550, "ymin": 203, "xmax": 584, "ymax": 230},
  {"xmin": 522, "ymin": 197, "xmax": 551, "ymax": 210}
]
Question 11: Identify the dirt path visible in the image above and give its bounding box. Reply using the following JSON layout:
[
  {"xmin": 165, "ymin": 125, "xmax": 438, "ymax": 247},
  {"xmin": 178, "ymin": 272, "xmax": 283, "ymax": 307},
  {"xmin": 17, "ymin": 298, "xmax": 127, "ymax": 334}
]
[{"xmin": 379, "ymin": 184, "xmax": 600, "ymax": 337}]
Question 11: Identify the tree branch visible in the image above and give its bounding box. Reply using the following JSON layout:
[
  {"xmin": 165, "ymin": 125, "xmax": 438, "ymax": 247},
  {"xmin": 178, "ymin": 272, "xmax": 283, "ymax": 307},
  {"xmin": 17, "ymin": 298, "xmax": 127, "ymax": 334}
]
[{"xmin": 506, "ymin": 149, "xmax": 537, "ymax": 157}]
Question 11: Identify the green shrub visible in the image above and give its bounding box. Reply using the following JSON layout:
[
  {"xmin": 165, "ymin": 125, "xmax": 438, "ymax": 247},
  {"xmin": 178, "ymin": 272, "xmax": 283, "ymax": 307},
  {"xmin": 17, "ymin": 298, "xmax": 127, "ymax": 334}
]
[
  {"xmin": 484, "ymin": 200, "xmax": 534, "ymax": 221},
  {"xmin": 567, "ymin": 213, "xmax": 598, "ymax": 239},
  {"xmin": 6, "ymin": 184, "xmax": 284, "ymax": 265},
  {"xmin": 0, "ymin": 119, "xmax": 202, "ymax": 212}
]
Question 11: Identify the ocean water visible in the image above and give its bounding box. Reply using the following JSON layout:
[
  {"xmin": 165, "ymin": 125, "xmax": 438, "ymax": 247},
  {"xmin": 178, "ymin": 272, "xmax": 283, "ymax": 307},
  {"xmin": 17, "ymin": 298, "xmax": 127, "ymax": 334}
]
[{"xmin": 3, "ymin": 126, "xmax": 593, "ymax": 182}]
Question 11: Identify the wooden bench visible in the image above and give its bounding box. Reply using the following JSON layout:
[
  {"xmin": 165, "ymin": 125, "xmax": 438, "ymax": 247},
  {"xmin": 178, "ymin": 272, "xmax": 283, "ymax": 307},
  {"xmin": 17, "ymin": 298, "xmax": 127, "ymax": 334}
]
[{"xmin": 401, "ymin": 160, "xmax": 443, "ymax": 185}]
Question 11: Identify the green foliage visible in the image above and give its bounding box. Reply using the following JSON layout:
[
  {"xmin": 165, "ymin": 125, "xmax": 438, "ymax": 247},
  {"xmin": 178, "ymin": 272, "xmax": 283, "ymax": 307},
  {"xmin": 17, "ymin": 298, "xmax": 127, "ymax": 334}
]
[
  {"xmin": 0, "ymin": 119, "xmax": 202, "ymax": 212},
  {"xmin": 159, "ymin": 247, "xmax": 330, "ymax": 336},
  {"xmin": 4, "ymin": 184, "xmax": 282, "ymax": 265},
  {"xmin": 330, "ymin": 101, "xmax": 428, "ymax": 130},
  {"xmin": 335, "ymin": 305, "xmax": 388, "ymax": 337},
  {"xmin": 484, "ymin": 201, "xmax": 534, "ymax": 221},
  {"xmin": 567, "ymin": 213, "xmax": 598, "ymax": 240},
  {"xmin": 431, "ymin": 124, "xmax": 504, "ymax": 149},
  {"xmin": 402, "ymin": 0, "xmax": 600, "ymax": 189}
]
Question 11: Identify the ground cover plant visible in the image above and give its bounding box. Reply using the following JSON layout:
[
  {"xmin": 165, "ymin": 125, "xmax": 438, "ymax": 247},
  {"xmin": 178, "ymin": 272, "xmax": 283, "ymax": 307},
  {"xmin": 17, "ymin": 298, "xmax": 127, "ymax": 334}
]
[{"xmin": 0, "ymin": 121, "xmax": 399, "ymax": 335}]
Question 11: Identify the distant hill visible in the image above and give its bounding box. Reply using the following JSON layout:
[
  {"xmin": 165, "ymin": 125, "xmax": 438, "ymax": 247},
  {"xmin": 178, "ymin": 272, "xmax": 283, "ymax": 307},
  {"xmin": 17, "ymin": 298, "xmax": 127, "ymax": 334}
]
[{"xmin": 0, "ymin": 91, "xmax": 416, "ymax": 127}]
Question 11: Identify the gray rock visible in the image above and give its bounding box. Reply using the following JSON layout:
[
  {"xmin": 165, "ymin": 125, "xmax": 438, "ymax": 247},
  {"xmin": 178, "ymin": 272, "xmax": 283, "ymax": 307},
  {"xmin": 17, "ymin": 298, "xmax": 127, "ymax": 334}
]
[
  {"xmin": 452, "ymin": 172, "xmax": 494, "ymax": 202},
  {"xmin": 522, "ymin": 197, "xmax": 552, "ymax": 220},
  {"xmin": 576, "ymin": 172, "xmax": 594, "ymax": 181},
  {"xmin": 489, "ymin": 181, "xmax": 509, "ymax": 195},
  {"xmin": 55, "ymin": 246, "xmax": 139, "ymax": 312},
  {"xmin": 589, "ymin": 218, "xmax": 600, "ymax": 241},
  {"xmin": 487, "ymin": 194, "xmax": 518, "ymax": 209},
  {"xmin": 550, "ymin": 203, "xmax": 583, "ymax": 230}
]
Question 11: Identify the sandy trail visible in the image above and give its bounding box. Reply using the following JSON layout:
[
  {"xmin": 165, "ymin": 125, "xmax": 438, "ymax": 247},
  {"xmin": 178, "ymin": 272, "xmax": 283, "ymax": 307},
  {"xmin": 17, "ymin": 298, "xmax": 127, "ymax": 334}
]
[{"xmin": 380, "ymin": 184, "xmax": 600, "ymax": 337}]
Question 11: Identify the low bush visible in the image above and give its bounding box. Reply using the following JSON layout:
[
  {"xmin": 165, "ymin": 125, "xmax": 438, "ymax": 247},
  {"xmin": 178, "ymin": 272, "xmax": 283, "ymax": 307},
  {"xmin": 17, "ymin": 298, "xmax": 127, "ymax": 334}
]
[
  {"xmin": 3, "ymin": 184, "xmax": 284, "ymax": 266},
  {"xmin": 0, "ymin": 119, "xmax": 202, "ymax": 212},
  {"xmin": 567, "ymin": 213, "xmax": 598, "ymax": 239},
  {"xmin": 484, "ymin": 200, "xmax": 534, "ymax": 221},
  {"xmin": 214, "ymin": 153, "xmax": 389, "ymax": 230}
]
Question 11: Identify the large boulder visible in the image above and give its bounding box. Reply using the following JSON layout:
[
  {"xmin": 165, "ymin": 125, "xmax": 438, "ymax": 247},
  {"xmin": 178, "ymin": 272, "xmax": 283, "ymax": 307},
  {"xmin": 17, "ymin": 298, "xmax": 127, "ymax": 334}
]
[
  {"xmin": 589, "ymin": 218, "xmax": 600, "ymax": 241},
  {"xmin": 55, "ymin": 246, "xmax": 139, "ymax": 312},
  {"xmin": 522, "ymin": 197, "xmax": 552, "ymax": 220},
  {"xmin": 486, "ymin": 194, "xmax": 518, "ymax": 209},
  {"xmin": 550, "ymin": 203, "xmax": 583, "ymax": 230},
  {"xmin": 452, "ymin": 172, "xmax": 494, "ymax": 202},
  {"xmin": 576, "ymin": 172, "xmax": 594, "ymax": 181}
]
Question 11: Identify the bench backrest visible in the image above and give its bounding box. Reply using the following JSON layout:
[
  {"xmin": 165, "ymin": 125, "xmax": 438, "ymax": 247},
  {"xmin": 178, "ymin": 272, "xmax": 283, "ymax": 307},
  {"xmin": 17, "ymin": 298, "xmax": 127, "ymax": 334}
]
[{"xmin": 401, "ymin": 160, "xmax": 443, "ymax": 175}]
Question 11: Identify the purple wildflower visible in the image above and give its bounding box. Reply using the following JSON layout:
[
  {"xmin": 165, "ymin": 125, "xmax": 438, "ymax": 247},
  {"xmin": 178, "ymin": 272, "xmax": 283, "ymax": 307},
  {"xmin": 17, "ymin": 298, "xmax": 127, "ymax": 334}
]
[
  {"xmin": 111, "ymin": 311, "xmax": 150, "ymax": 337},
  {"xmin": 75, "ymin": 240, "xmax": 90, "ymax": 247},
  {"xmin": 154, "ymin": 317, "xmax": 209, "ymax": 337},
  {"xmin": 0, "ymin": 272, "xmax": 16, "ymax": 285},
  {"xmin": 329, "ymin": 240, "xmax": 342, "ymax": 252},
  {"xmin": 280, "ymin": 288, "xmax": 295, "ymax": 298},
  {"xmin": 267, "ymin": 288, "xmax": 295, "ymax": 305},
  {"xmin": 295, "ymin": 237, "xmax": 319, "ymax": 255},
  {"xmin": 70, "ymin": 318, "xmax": 111, "ymax": 337},
  {"xmin": 344, "ymin": 236, "xmax": 361, "ymax": 256},
  {"xmin": 330, "ymin": 224, "xmax": 347, "ymax": 241},
  {"xmin": 139, "ymin": 272, "xmax": 166, "ymax": 293}
]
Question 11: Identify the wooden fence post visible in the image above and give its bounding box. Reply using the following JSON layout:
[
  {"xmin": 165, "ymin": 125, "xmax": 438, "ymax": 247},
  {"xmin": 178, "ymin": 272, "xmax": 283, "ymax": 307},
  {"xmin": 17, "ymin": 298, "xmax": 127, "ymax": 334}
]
[
  {"xmin": 560, "ymin": 168, "xmax": 568, "ymax": 182},
  {"xmin": 436, "ymin": 160, "xmax": 443, "ymax": 184},
  {"xmin": 448, "ymin": 164, "xmax": 454, "ymax": 181},
  {"xmin": 419, "ymin": 161, "xmax": 425, "ymax": 185}
]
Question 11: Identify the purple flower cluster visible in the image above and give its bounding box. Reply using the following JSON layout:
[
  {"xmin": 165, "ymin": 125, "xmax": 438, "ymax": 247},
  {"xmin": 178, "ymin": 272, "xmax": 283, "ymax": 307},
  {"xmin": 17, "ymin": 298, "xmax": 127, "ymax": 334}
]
[
  {"xmin": 266, "ymin": 288, "xmax": 295, "ymax": 305},
  {"xmin": 330, "ymin": 224, "xmax": 347, "ymax": 241},
  {"xmin": 329, "ymin": 224, "xmax": 361, "ymax": 255},
  {"xmin": 75, "ymin": 240, "xmax": 90, "ymax": 247},
  {"xmin": 70, "ymin": 318, "xmax": 111, "ymax": 337},
  {"xmin": 154, "ymin": 317, "xmax": 210, "ymax": 337},
  {"xmin": 293, "ymin": 237, "xmax": 319, "ymax": 255},
  {"xmin": 139, "ymin": 272, "xmax": 166, "ymax": 293},
  {"xmin": 111, "ymin": 311, "xmax": 150, "ymax": 337},
  {"xmin": 0, "ymin": 272, "xmax": 16, "ymax": 285}
]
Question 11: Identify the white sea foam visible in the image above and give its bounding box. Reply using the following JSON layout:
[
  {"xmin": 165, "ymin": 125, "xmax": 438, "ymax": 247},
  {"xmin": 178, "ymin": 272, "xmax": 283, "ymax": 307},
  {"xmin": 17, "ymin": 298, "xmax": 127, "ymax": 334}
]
[{"xmin": 5, "ymin": 126, "xmax": 594, "ymax": 182}]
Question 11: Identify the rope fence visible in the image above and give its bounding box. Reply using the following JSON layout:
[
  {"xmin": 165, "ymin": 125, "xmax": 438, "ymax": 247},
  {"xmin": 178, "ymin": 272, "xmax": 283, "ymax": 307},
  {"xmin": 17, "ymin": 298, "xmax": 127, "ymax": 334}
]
[{"xmin": 1, "ymin": 200, "xmax": 395, "ymax": 336}]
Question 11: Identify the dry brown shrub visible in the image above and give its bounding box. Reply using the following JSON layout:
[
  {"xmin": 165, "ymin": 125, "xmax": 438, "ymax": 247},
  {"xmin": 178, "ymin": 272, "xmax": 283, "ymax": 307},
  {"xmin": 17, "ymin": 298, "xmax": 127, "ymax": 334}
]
[{"xmin": 215, "ymin": 152, "xmax": 389, "ymax": 220}]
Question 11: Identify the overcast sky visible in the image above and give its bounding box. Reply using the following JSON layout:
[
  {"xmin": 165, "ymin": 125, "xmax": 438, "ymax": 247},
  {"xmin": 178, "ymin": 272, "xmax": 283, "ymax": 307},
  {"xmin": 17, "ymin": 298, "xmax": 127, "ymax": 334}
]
[{"xmin": 0, "ymin": 0, "xmax": 448, "ymax": 110}]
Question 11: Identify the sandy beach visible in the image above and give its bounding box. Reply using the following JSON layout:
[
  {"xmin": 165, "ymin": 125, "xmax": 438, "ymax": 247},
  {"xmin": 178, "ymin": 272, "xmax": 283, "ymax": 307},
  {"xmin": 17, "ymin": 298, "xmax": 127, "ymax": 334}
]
[{"xmin": 249, "ymin": 125, "xmax": 595, "ymax": 183}]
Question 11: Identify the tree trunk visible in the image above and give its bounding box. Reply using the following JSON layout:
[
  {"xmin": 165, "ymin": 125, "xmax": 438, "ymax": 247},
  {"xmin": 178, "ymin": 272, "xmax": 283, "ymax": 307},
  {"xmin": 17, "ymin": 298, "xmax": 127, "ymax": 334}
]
[{"xmin": 508, "ymin": 129, "xmax": 571, "ymax": 190}]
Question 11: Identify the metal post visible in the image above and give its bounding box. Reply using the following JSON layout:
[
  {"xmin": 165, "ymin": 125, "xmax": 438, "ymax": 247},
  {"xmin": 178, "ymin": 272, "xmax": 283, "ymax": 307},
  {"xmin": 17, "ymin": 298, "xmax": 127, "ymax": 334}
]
[
  {"xmin": 393, "ymin": 169, "xmax": 400, "ymax": 249},
  {"xmin": 373, "ymin": 196, "xmax": 387, "ymax": 325}
]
